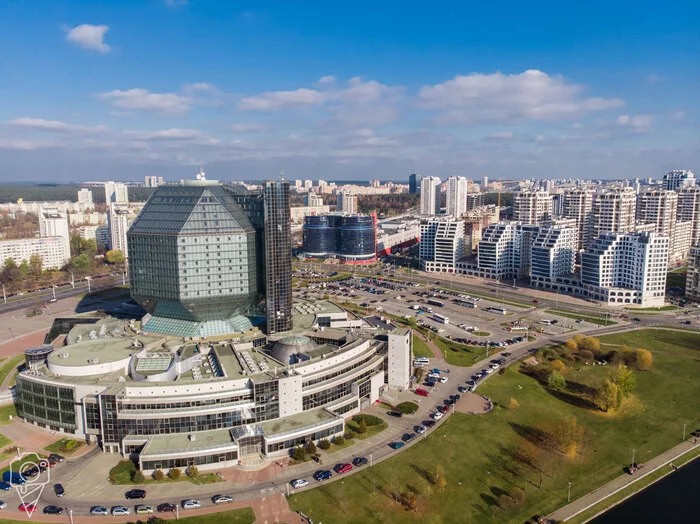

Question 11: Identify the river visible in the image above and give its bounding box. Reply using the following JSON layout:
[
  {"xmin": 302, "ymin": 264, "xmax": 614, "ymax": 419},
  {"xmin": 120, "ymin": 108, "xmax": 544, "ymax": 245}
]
[{"xmin": 591, "ymin": 457, "xmax": 700, "ymax": 523}]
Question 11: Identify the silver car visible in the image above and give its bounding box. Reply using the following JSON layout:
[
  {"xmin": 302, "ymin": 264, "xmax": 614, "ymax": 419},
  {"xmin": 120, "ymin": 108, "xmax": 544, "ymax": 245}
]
[{"xmin": 182, "ymin": 499, "xmax": 201, "ymax": 510}]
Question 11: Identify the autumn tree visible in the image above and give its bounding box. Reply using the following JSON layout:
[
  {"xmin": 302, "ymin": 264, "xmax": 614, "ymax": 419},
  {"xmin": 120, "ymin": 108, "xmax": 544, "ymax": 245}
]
[
  {"xmin": 434, "ymin": 464, "xmax": 447, "ymax": 490},
  {"xmin": 551, "ymin": 359, "xmax": 569, "ymax": 376},
  {"xmin": 508, "ymin": 397, "xmax": 520, "ymax": 409},
  {"xmin": 595, "ymin": 379, "xmax": 619, "ymax": 411},
  {"xmin": 71, "ymin": 253, "xmax": 91, "ymax": 273},
  {"xmin": 635, "ymin": 349, "xmax": 653, "ymax": 370},
  {"xmin": 579, "ymin": 337, "xmax": 600, "ymax": 355},
  {"xmin": 609, "ymin": 364, "xmax": 636, "ymax": 397},
  {"xmin": 554, "ymin": 418, "xmax": 585, "ymax": 457},
  {"xmin": 548, "ymin": 370, "xmax": 566, "ymax": 391},
  {"xmin": 29, "ymin": 254, "xmax": 43, "ymax": 278},
  {"xmin": 105, "ymin": 249, "xmax": 126, "ymax": 265}
]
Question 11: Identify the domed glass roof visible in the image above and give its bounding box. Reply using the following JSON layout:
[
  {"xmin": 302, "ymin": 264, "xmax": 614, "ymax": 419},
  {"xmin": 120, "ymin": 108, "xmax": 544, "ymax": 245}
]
[{"xmin": 279, "ymin": 335, "xmax": 311, "ymax": 346}]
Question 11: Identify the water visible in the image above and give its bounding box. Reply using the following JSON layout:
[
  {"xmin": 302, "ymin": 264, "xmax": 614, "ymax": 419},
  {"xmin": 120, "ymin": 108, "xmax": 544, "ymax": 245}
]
[{"xmin": 591, "ymin": 457, "xmax": 700, "ymax": 523}]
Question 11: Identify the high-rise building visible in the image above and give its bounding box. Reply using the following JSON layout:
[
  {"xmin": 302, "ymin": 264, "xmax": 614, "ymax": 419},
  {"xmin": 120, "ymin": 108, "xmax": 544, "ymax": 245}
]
[
  {"xmin": 337, "ymin": 193, "xmax": 358, "ymax": 214},
  {"xmin": 144, "ymin": 176, "xmax": 165, "ymax": 188},
  {"xmin": 39, "ymin": 207, "xmax": 70, "ymax": 261},
  {"xmin": 466, "ymin": 193, "xmax": 484, "ymax": 211},
  {"xmin": 592, "ymin": 187, "xmax": 636, "ymax": 239},
  {"xmin": 78, "ymin": 225, "xmax": 111, "ymax": 247},
  {"xmin": 581, "ymin": 232, "xmax": 668, "ymax": 307},
  {"xmin": 562, "ymin": 188, "xmax": 595, "ymax": 249},
  {"xmin": 370, "ymin": 179, "xmax": 381, "ymax": 189},
  {"xmin": 513, "ymin": 190, "xmax": 553, "ymax": 225},
  {"xmin": 477, "ymin": 222, "xmax": 532, "ymax": 280},
  {"xmin": 686, "ymin": 245, "xmax": 700, "ymax": 301},
  {"xmin": 77, "ymin": 188, "xmax": 93, "ymax": 204},
  {"xmin": 303, "ymin": 192, "xmax": 323, "ymax": 207},
  {"xmin": 530, "ymin": 226, "xmax": 578, "ymax": 285},
  {"xmin": 108, "ymin": 203, "xmax": 131, "ymax": 254},
  {"xmin": 446, "ymin": 176, "xmax": 468, "ymax": 217},
  {"xmin": 302, "ymin": 214, "xmax": 376, "ymax": 264},
  {"xmin": 636, "ymin": 189, "xmax": 691, "ymax": 261},
  {"xmin": 264, "ymin": 180, "xmax": 293, "ymax": 334},
  {"xmin": 409, "ymin": 173, "xmax": 423, "ymax": 194},
  {"xmin": 294, "ymin": 179, "xmax": 303, "ymax": 189},
  {"xmin": 104, "ymin": 181, "xmax": 129, "ymax": 204},
  {"xmin": 419, "ymin": 217, "xmax": 465, "ymax": 272},
  {"xmin": 662, "ymin": 170, "xmax": 696, "ymax": 191},
  {"xmin": 420, "ymin": 176, "xmax": 441, "ymax": 215},
  {"xmin": 677, "ymin": 187, "xmax": 700, "ymax": 247},
  {"xmin": 303, "ymin": 180, "xmax": 313, "ymax": 190},
  {"xmin": 481, "ymin": 176, "xmax": 489, "ymax": 192}
]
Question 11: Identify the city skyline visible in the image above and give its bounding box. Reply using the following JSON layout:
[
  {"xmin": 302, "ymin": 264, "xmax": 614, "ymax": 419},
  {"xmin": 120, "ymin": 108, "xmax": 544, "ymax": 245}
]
[{"xmin": 0, "ymin": 1, "xmax": 698, "ymax": 182}]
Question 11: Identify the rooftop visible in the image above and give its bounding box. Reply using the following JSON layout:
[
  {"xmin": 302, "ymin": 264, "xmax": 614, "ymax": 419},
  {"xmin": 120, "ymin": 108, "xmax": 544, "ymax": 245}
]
[
  {"xmin": 140, "ymin": 427, "xmax": 235, "ymax": 456},
  {"xmin": 259, "ymin": 407, "xmax": 339, "ymax": 437}
]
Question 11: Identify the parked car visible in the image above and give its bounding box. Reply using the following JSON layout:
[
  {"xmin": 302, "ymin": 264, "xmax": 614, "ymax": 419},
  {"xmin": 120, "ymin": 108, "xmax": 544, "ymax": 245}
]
[
  {"xmin": 352, "ymin": 457, "xmax": 368, "ymax": 467},
  {"xmin": 334, "ymin": 463, "xmax": 353, "ymax": 474},
  {"xmin": 415, "ymin": 388, "xmax": 430, "ymax": 397},
  {"xmin": 423, "ymin": 419, "xmax": 436, "ymax": 428},
  {"xmin": 313, "ymin": 470, "xmax": 332, "ymax": 481},
  {"xmin": 157, "ymin": 503, "xmax": 177, "ymax": 513},
  {"xmin": 125, "ymin": 489, "xmax": 146, "ymax": 500},
  {"xmin": 135, "ymin": 505, "xmax": 153, "ymax": 515},
  {"xmin": 18, "ymin": 503, "xmax": 37, "ymax": 513},
  {"xmin": 433, "ymin": 411, "xmax": 444, "ymax": 420},
  {"xmin": 415, "ymin": 425, "xmax": 427, "ymax": 435},
  {"xmin": 111, "ymin": 506, "xmax": 131, "ymax": 516},
  {"xmin": 389, "ymin": 442, "xmax": 405, "ymax": 450},
  {"xmin": 212, "ymin": 494, "xmax": 233, "ymax": 505},
  {"xmin": 402, "ymin": 433, "xmax": 416, "ymax": 442},
  {"xmin": 290, "ymin": 479, "xmax": 309, "ymax": 489},
  {"xmin": 0, "ymin": 482, "xmax": 10, "ymax": 491},
  {"xmin": 0, "ymin": 501, "xmax": 6, "ymax": 510},
  {"xmin": 182, "ymin": 500, "xmax": 201, "ymax": 510},
  {"xmin": 48, "ymin": 454, "xmax": 64, "ymax": 463},
  {"xmin": 43, "ymin": 505, "xmax": 64, "ymax": 515},
  {"xmin": 90, "ymin": 506, "xmax": 109, "ymax": 516},
  {"xmin": 387, "ymin": 411, "xmax": 403, "ymax": 418},
  {"xmin": 439, "ymin": 376, "xmax": 449, "ymax": 383},
  {"xmin": 54, "ymin": 483, "xmax": 65, "ymax": 497}
]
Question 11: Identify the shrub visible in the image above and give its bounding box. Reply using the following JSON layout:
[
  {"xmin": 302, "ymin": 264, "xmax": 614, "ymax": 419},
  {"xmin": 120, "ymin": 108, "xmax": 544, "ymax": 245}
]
[
  {"xmin": 396, "ymin": 401, "xmax": 419, "ymax": 414},
  {"xmin": 318, "ymin": 439, "xmax": 331, "ymax": 450},
  {"xmin": 547, "ymin": 370, "xmax": 566, "ymax": 391},
  {"xmin": 635, "ymin": 348, "xmax": 653, "ymax": 370},
  {"xmin": 344, "ymin": 432, "xmax": 354, "ymax": 440},
  {"xmin": 508, "ymin": 397, "xmax": 519, "ymax": 409},
  {"xmin": 400, "ymin": 492, "xmax": 418, "ymax": 510},
  {"xmin": 580, "ymin": 336, "xmax": 600, "ymax": 355},
  {"xmin": 498, "ymin": 494, "xmax": 515, "ymax": 511},
  {"xmin": 353, "ymin": 414, "xmax": 382, "ymax": 427},
  {"xmin": 305, "ymin": 441, "xmax": 317, "ymax": 455},
  {"xmin": 579, "ymin": 349, "xmax": 594, "ymax": 362},
  {"xmin": 332, "ymin": 435, "xmax": 345, "ymax": 446},
  {"xmin": 168, "ymin": 468, "xmax": 181, "ymax": 480},
  {"xmin": 186, "ymin": 465, "xmax": 199, "ymax": 478},
  {"xmin": 153, "ymin": 469, "xmax": 165, "ymax": 481},
  {"xmin": 551, "ymin": 359, "xmax": 569, "ymax": 376},
  {"xmin": 132, "ymin": 470, "xmax": 145, "ymax": 484},
  {"xmin": 357, "ymin": 418, "xmax": 368, "ymax": 434},
  {"xmin": 292, "ymin": 446, "xmax": 306, "ymax": 462},
  {"xmin": 510, "ymin": 487, "xmax": 526, "ymax": 507}
]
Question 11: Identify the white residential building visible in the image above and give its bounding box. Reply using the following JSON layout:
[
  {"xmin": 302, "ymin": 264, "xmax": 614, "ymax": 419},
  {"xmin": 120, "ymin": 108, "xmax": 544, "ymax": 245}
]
[
  {"xmin": 77, "ymin": 188, "xmax": 93, "ymax": 204},
  {"xmin": 387, "ymin": 329, "xmax": 412, "ymax": 391},
  {"xmin": 303, "ymin": 192, "xmax": 323, "ymax": 207},
  {"xmin": 337, "ymin": 193, "xmax": 357, "ymax": 214},
  {"xmin": 39, "ymin": 207, "xmax": 70, "ymax": 261},
  {"xmin": 420, "ymin": 176, "xmax": 441, "ymax": 215},
  {"xmin": 419, "ymin": 217, "xmax": 464, "ymax": 272},
  {"xmin": 481, "ymin": 176, "xmax": 489, "ymax": 192},
  {"xmin": 581, "ymin": 232, "xmax": 668, "ymax": 307},
  {"xmin": 68, "ymin": 212, "xmax": 107, "ymax": 226},
  {"xmin": 662, "ymin": 170, "xmax": 696, "ymax": 191},
  {"xmin": 592, "ymin": 187, "xmax": 637, "ymax": 239},
  {"xmin": 0, "ymin": 237, "xmax": 69, "ymax": 270},
  {"xmin": 104, "ymin": 181, "xmax": 129, "ymax": 204},
  {"xmin": 562, "ymin": 188, "xmax": 595, "ymax": 248},
  {"xmin": 446, "ymin": 176, "xmax": 468, "ymax": 217},
  {"xmin": 303, "ymin": 180, "xmax": 313, "ymax": 190},
  {"xmin": 636, "ymin": 189, "xmax": 691, "ymax": 262},
  {"xmin": 677, "ymin": 187, "xmax": 700, "ymax": 247},
  {"xmin": 686, "ymin": 245, "xmax": 700, "ymax": 301},
  {"xmin": 530, "ymin": 226, "xmax": 578, "ymax": 286},
  {"xmin": 476, "ymin": 222, "xmax": 531, "ymax": 280},
  {"xmin": 108, "ymin": 203, "xmax": 131, "ymax": 254},
  {"xmin": 78, "ymin": 225, "xmax": 111, "ymax": 247},
  {"xmin": 513, "ymin": 190, "xmax": 553, "ymax": 225}
]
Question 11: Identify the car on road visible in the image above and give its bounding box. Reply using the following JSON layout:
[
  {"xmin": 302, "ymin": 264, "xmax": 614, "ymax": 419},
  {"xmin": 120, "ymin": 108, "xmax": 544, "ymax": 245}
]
[
  {"xmin": 54, "ymin": 483, "xmax": 65, "ymax": 497},
  {"xmin": 157, "ymin": 503, "xmax": 177, "ymax": 513},
  {"xmin": 212, "ymin": 494, "xmax": 233, "ymax": 505},
  {"xmin": 485, "ymin": 367, "xmax": 494, "ymax": 374},
  {"xmin": 334, "ymin": 463, "xmax": 353, "ymax": 474},
  {"xmin": 352, "ymin": 457, "xmax": 368, "ymax": 467},
  {"xmin": 501, "ymin": 352, "xmax": 511, "ymax": 357},
  {"xmin": 489, "ymin": 363, "xmax": 500, "ymax": 370},
  {"xmin": 433, "ymin": 411, "xmax": 444, "ymax": 420},
  {"xmin": 43, "ymin": 505, "xmax": 64, "ymax": 515},
  {"xmin": 18, "ymin": 503, "xmax": 37, "ymax": 513},
  {"xmin": 389, "ymin": 442, "xmax": 405, "ymax": 450},
  {"xmin": 415, "ymin": 424, "xmax": 427, "ymax": 435},
  {"xmin": 387, "ymin": 411, "xmax": 403, "ymax": 418},
  {"xmin": 111, "ymin": 506, "xmax": 131, "ymax": 516},
  {"xmin": 402, "ymin": 432, "xmax": 416, "ymax": 442},
  {"xmin": 125, "ymin": 489, "xmax": 146, "ymax": 500},
  {"xmin": 458, "ymin": 386, "xmax": 468, "ymax": 393},
  {"xmin": 0, "ymin": 501, "xmax": 5, "ymax": 510},
  {"xmin": 135, "ymin": 505, "xmax": 154, "ymax": 515},
  {"xmin": 90, "ymin": 506, "xmax": 109, "ymax": 516},
  {"xmin": 290, "ymin": 479, "xmax": 309, "ymax": 489},
  {"xmin": 182, "ymin": 500, "xmax": 201, "ymax": 510},
  {"xmin": 0, "ymin": 482, "xmax": 10, "ymax": 491},
  {"xmin": 439, "ymin": 376, "xmax": 449, "ymax": 383},
  {"xmin": 48, "ymin": 454, "xmax": 64, "ymax": 463},
  {"xmin": 313, "ymin": 470, "xmax": 332, "ymax": 481}
]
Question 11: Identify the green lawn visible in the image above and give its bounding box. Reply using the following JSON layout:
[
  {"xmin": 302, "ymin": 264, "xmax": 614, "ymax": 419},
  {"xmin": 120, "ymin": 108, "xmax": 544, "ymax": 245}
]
[
  {"xmin": 289, "ymin": 329, "xmax": 700, "ymax": 524},
  {"xmin": 44, "ymin": 438, "xmax": 83, "ymax": 455},
  {"xmin": 627, "ymin": 305, "xmax": 678, "ymax": 311},
  {"xmin": 0, "ymin": 355, "xmax": 25, "ymax": 387},
  {"xmin": 109, "ymin": 460, "xmax": 223, "ymax": 486},
  {"xmin": 346, "ymin": 416, "xmax": 388, "ymax": 441},
  {"xmin": 0, "ymin": 404, "xmax": 17, "ymax": 425},
  {"xmin": 0, "ymin": 452, "xmax": 47, "ymax": 476},
  {"xmin": 432, "ymin": 336, "xmax": 482, "ymax": 366},
  {"xmin": 0, "ymin": 507, "xmax": 255, "ymax": 524},
  {"xmin": 548, "ymin": 308, "xmax": 617, "ymax": 326},
  {"xmin": 412, "ymin": 336, "xmax": 433, "ymax": 359},
  {"xmin": 0, "ymin": 433, "xmax": 12, "ymax": 449}
]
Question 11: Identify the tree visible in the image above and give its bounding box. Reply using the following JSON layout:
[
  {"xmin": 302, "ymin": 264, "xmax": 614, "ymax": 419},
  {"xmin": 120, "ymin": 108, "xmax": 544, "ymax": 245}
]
[
  {"xmin": 498, "ymin": 493, "xmax": 516, "ymax": 511},
  {"xmin": 105, "ymin": 249, "xmax": 126, "ymax": 265},
  {"xmin": 318, "ymin": 439, "xmax": 331, "ymax": 450},
  {"xmin": 29, "ymin": 254, "xmax": 43, "ymax": 278},
  {"xmin": 548, "ymin": 370, "xmax": 566, "ymax": 391},
  {"xmin": 332, "ymin": 435, "xmax": 345, "ymax": 446},
  {"xmin": 400, "ymin": 492, "xmax": 418, "ymax": 510},
  {"xmin": 434, "ymin": 464, "xmax": 447, "ymax": 490},
  {"xmin": 555, "ymin": 418, "xmax": 585, "ymax": 457},
  {"xmin": 132, "ymin": 470, "xmax": 145, "ymax": 483},
  {"xmin": 551, "ymin": 359, "xmax": 569, "ymax": 376},
  {"xmin": 292, "ymin": 446, "xmax": 306, "ymax": 462},
  {"xmin": 153, "ymin": 469, "xmax": 165, "ymax": 481},
  {"xmin": 18, "ymin": 260, "xmax": 30, "ymax": 279},
  {"xmin": 580, "ymin": 337, "xmax": 600, "ymax": 355},
  {"xmin": 71, "ymin": 253, "xmax": 91, "ymax": 273},
  {"xmin": 168, "ymin": 468, "xmax": 181, "ymax": 480},
  {"xmin": 186, "ymin": 465, "xmax": 199, "ymax": 478},
  {"xmin": 305, "ymin": 441, "xmax": 317, "ymax": 455},
  {"xmin": 564, "ymin": 339, "xmax": 579, "ymax": 353},
  {"xmin": 70, "ymin": 236, "xmax": 97, "ymax": 258},
  {"xmin": 635, "ymin": 348, "xmax": 653, "ymax": 370},
  {"xmin": 357, "ymin": 418, "xmax": 368, "ymax": 434},
  {"xmin": 609, "ymin": 364, "xmax": 636, "ymax": 397},
  {"xmin": 508, "ymin": 397, "xmax": 520, "ymax": 409},
  {"xmin": 510, "ymin": 487, "xmax": 526, "ymax": 507},
  {"xmin": 596, "ymin": 379, "xmax": 619, "ymax": 411}
]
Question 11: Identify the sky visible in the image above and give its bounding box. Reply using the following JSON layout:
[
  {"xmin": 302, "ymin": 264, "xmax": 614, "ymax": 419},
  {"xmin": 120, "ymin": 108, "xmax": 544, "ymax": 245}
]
[{"xmin": 0, "ymin": 0, "xmax": 698, "ymax": 183}]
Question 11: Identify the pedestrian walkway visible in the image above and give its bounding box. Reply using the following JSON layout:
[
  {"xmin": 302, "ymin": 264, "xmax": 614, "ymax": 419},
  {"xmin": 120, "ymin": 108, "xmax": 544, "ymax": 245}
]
[
  {"xmin": 547, "ymin": 439, "xmax": 699, "ymax": 522},
  {"xmin": 414, "ymin": 331, "xmax": 443, "ymax": 360}
]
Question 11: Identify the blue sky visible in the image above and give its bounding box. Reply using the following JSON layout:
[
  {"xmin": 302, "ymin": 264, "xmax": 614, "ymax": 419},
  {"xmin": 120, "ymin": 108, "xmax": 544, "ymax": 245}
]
[{"xmin": 0, "ymin": 0, "xmax": 698, "ymax": 182}]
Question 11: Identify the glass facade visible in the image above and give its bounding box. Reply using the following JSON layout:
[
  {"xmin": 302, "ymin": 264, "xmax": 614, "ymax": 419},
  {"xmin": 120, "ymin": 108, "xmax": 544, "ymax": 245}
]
[
  {"xmin": 15, "ymin": 378, "xmax": 76, "ymax": 430},
  {"xmin": 302, "ymin": 214, "xmax": 376, "ymax": 262},
  {"xmin": 264, "ymin": 180, "xmax": 293, "ymax": 334},
  {"xmin": 141, "ymin": 450, "xmax": 238, "ymax": 471},
  {"xmin": 266, "ymin": 423, "xmax": 344, "ymax": 453}
]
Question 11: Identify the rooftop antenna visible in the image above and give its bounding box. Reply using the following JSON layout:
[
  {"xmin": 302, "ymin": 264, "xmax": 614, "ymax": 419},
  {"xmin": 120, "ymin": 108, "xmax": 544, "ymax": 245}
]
[
  {"xmin": 196, "ymin": 167, "xmax": 206, "ymax": 181},
  {"xmin": 279, "ymin": 169, "xmax": 286, "ymax": 181}
]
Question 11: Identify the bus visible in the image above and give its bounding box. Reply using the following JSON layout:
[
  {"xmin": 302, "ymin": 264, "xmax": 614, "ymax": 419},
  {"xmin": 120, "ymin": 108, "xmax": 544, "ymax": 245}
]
[
  {"xmin": 456, "ymin": 300, "xmax": 477, "ymax": 308},
  {"xmin": 427, "ymin": 299, "xmax": 444, "ymax": 307},
  {"xmin": 486, "ymin": 307, "xmax": 508, "ymax": 315},
  {"xmin": 433, "ymin": 313, "xmax": 450, "ymax": 324}
]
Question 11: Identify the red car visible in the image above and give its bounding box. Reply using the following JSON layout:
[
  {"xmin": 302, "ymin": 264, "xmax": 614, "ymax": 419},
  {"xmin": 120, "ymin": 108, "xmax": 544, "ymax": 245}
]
[
  {"xmin": 18, "ymin": 503, "xmax": 37, "ymax": 513},
  {"xmin": 333, "ymin": 463, "xmax": 352, "ymax": 474},
  {"xmin": 415, "ymin": 388, "xmax": 430, "ymax": 397}
]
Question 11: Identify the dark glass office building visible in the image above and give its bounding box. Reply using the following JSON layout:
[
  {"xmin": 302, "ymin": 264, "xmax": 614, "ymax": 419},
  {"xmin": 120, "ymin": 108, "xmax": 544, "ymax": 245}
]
[
  {"xmin": 409, "ymin": 173, "xmax": 422, "ymax": 194},
  {"xmin": 263, "ymin": 180, "xmax": 293, "ymax": 334},
  {"xmin": 302, "ymin": 213, "xmax": 376, "ymax": 264}
]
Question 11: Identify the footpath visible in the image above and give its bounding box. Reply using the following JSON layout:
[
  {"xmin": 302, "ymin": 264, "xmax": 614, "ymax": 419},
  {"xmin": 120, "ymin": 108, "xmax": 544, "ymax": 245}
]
[{"xmin": 547, "ymin": 439, "xmax": 700, "ymax": 522}]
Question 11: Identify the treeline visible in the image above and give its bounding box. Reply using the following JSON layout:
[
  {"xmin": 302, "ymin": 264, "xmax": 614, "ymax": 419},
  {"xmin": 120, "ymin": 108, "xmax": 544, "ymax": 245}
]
[
  {"xmin": 0, "ymin": 185, "xmax": 156, "ymax": 204},
  {"xmin": 483, "ymin": 192, "xmax": 514, "ymax": 207},
  {"xmin": 358, "ymin": 194, "xmax": 420, "ymax": 215}
]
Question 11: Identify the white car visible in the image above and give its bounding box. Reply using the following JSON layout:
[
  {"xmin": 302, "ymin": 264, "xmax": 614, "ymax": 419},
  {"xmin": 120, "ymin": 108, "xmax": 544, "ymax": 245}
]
[
  {"xmin": 439, "ymin": 376, "xmax": 449, "ymax": 383},
  {"xmin": 212, "ymin": 494, "xmax": 233, "ymax": 505},
  {"xmin": 416, "ymin": 425, "xmax": 427, "ymax": 435},
  {"xmin": 182, "ymin": 500, "xmax": 201, "ymax": 510},
  {"xmin": 111, "ymin": 506, "xmax": 131, "ymax": 517},
  {"xmin": 485, "ymin": 367, "xmax": 494, "ymax": 374},
  {"xmin": 290, "ymin": 479, "xmax": 309, "ymax": 489},
  {"xmin": 427, "ymin": 372, "xmax": 440, "ymax": 380},
  {"xmin": 490, "ymin": 363, "xmax": 500, "ymax": 370},
  {"xmin": 90, "ymin": 507, "xmax": 109, "ymax": 516},
  {"xmin": 432, "ymin": 411, "xmax": 444, "ymax": 421},
  {"xmin": 0, "ymin": 501, "xmax": 6, "ymax": 510}
]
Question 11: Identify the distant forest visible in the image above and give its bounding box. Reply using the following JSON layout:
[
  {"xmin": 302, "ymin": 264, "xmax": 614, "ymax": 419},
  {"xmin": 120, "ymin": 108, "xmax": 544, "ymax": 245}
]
[{"xmin": 0, "ymin": 185, "xmax": 157, "ymax": 204}]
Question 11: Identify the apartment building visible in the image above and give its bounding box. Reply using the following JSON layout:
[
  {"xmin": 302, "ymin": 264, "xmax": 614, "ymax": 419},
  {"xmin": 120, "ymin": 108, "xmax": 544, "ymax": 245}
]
[
  {"xmin": 419, "ymin": 217, "xmax": 465, "ymax": 272},
  {"xmin": 420, "ymin": 176, "xmax": 442, "ymax": 215},
  {"xmin": 446, "ymin": 176, "xmax": 467, "ymax": 217},
  {"xmin": 592, "ymin": 187, "xmax": 636, "ymax": 239},
  {"xmin": 530, "ymin": 226, "xmax": 578, "ymax": 286},
  {"xmin": 562, "ymin": 188, "xmax": 595, "ymax": 248},
  {"xmin": 662, "ymin": 170, "xmax": 696, "ymax": 191},
  {"xmin": 513, "ymin": 190, "xmax": 553, "ymax": 225}
]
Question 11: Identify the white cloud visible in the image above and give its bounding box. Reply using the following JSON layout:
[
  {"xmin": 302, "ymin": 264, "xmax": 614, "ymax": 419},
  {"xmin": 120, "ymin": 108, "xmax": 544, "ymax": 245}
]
[
  {"xmin": 230, "ymin": 123, "xmax": 268, "ymax": 132},
  {"xmin": 122, "ymin": 128, "xmax": 204, "ymax": 140},
  {"xmin": 316, "ymin": 75, "xmax": 336, "ymax": 84},
  {"xmin": 65, "ymin": 24, "xmax": 111, "ymax": 53},
  {"xmin": 671, "ymin": 111, "xmax": 686, "ymax": 122},
  {"xmin": 616, "ymin": 114, "xmax": 654, "ymax": 129},
  {"xmin": 187, "ymin": 82, "xmax": 216, "ymax": 92},
  {"xmin": 5, "ymin": 117, "xmax": 109, "ymax": 133},
  {"xmin": 485, "ymin": 131, "xmax": 515, "ymax": 141},
  {"xmin": 239, "ymin": 88, "xmax": 328, "ymax": 111},
  {"xmin": 0, "ymin": 138, "xmax": 63, "ymax": 150},
  {"xmin": 417, "ymin": 69, "xmax": 624, "ymax": 124},
  {"xmin": 647, "ymin": 74, "xmax": 662, "ymax": 83},
  {"xmin": 98, "ymin": 89, "xmax": 191, "ymax": 114}
]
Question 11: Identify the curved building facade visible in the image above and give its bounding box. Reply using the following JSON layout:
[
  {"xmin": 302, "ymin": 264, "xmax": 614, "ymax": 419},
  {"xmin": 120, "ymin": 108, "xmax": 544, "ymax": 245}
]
[{"xmin": 302, "ymin": 213, "xmax": 376, "ymax": 264}]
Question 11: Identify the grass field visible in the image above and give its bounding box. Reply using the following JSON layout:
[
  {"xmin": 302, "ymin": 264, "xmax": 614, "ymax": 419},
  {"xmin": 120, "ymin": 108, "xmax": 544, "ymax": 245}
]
[
  {"xmin": 0, "ymin": 452, "xmax": 47, "ymax": 476},
  {"xmin": 0, "ymin": 433, "xmax": 12, "ymax": 449},
  {"xmin": 0, "ymin": 507, "xmax": 255, "ymax": 524},
  {"xmin": 432, "ymin": 336, "xmax": 482, "ymax": 366},
  {"xmin": 0, "ymin": 355, "xmax": 25, "ymax": 387},
  {"xmin": 44, "ymin": 438, "xmax": 83, "ymax": 455},
  {"xmin": 548, "ymin": 308, "xmax": 617, "ymax": 326},
  {"xmin": 0, "ymin": 405, "xmax": 17, "ymax": 425},
  {"xmin": 412, "ymin": 336, "xmax": 433, "ymax": 358},
  {"xmin": 289, "ymin": 329, "xmax": 700, "ymax": 524}
]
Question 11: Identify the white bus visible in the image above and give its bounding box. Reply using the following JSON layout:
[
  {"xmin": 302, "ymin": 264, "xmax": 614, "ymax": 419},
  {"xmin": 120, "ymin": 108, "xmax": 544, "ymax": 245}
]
[
  {"xmin": 433, "ymin": 313, "xmax": 450, "ymax": 324},
  {"xmin": 486, "ymin": 307, "xmax": 508, "ymax": 315}
]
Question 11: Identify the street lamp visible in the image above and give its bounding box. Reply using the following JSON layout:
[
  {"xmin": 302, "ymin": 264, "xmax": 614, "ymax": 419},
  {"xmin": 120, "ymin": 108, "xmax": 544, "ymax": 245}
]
[
  {"xmin": 632, "ymin": 448, "xmax": 636, "ymax": 468},
  {"xmin": 568, "ymin": 481, "xmax": 572, "ymax": 503},
  {"xmin": 1, "ymin": 282, "xmax": 5, "ymax": 304},
  {"xmin": 85, "ymin": 276, "xmax": 92, "ymax": 293},
  {"xmin": 69, "ymin": 270, "xmax": 75, "ymax": 288},
  {"xmin": 52, "ymin": 285, "xmax": 56, "ymax": 300}
]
